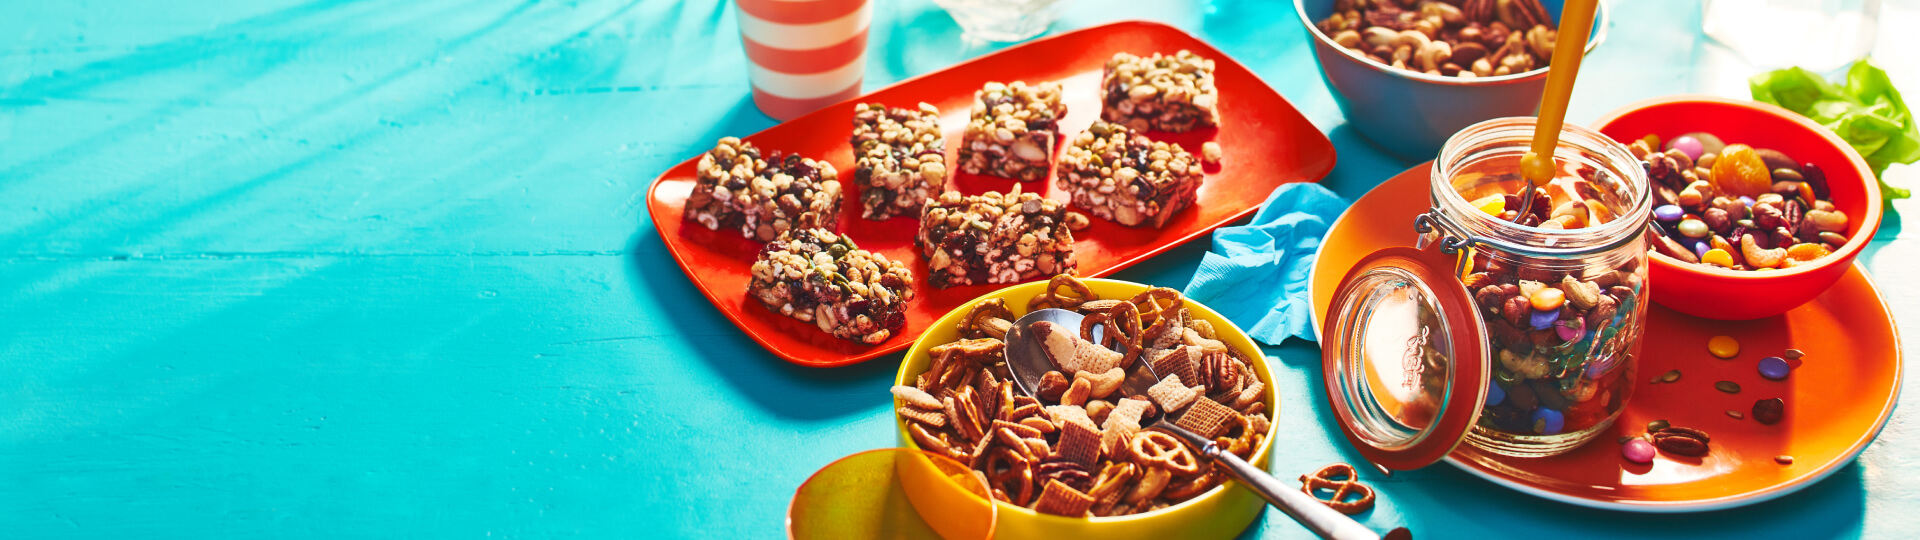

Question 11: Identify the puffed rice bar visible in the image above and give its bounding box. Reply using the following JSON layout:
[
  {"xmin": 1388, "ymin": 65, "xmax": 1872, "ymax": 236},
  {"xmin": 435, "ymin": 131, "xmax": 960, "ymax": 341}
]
[
  {"xmin": 1056, "ymin": 121, "xmax": 1204, "ymax": 228},
  {"xmin": 749, "ymin": 228, "xmax": 914, "ymax": 344},
  {"xmin": 916, "ymin": 187, "xmax": 1088, "ymax": 289},
  {"xmin": 957, "ymin": 81, "xmax": 1068, "ymax": 182},
  {"xmin": 684, "ymin": 137, "xmax": 843, "ymax": 242},
  {"xmin": 1100, "ymin": 51, "xmax": 1220, "ymax": 133},
  {"xmin": 851, "ymin": 102, "xmax": 947, "ymax": 220}
]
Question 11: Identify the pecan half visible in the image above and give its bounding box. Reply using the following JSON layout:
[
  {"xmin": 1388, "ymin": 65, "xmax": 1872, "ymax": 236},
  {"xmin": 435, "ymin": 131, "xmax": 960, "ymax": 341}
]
[{"xmin": 1652, "ymin": 426, "xmax": 1711, "ymax": 457}]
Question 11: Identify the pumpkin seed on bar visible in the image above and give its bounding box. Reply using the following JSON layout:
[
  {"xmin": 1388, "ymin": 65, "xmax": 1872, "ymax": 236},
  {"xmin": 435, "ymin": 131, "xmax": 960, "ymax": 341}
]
[{"xmin": 1715, "ymin": 381, "xmax": 1741, "ymax": 393}]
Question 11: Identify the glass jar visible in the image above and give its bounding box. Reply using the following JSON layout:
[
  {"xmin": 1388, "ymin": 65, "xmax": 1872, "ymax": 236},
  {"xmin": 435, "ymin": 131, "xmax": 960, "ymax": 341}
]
[{"xmin": 1421, "ymin": 118, "xmax": 1652, "ymax": 457}]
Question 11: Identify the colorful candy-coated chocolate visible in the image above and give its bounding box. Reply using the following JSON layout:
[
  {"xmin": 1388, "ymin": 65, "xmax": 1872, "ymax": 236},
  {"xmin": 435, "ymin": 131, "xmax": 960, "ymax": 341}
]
[
  {"xmin": 1708, "ymin": 335, "xmax": 1740, "ymax": 358},
  {"xmin": 1677, "ymin": 218, "xmax": 1710, "ymax": 238},
  {"xmin": 1532, "ymin": 408, "xmax": 1564, "ymax": 435},
  {"xmin": 1670, "ymin": 131, "xmax": 1725, "ymax": 158},
  {"xmin": 1554, "ymin": 317, "xmax": 1585, "ymax": 342},
  {"xmin": 1758, "ymin": 356, "xmax": 1791, "ymax": 380},
  {"xmin": 1531, "ymin": 288, "xmax": 1566, "ymax": 311},
  {"xmin": 1702, "ymin": 248, "xmax": 1735, "ymax": 267},
  {"xmin": 1694, "ymin": 241, "xmax": 1711, "ymax": 258},
  {"xmin": 1654, "ymin": 205, "xmax": 1684, "ymax": 222},
  {"xmin": 1530, "ymin": 308, "xmax": 1560, "ymax": 330},
  {"xmin": 1739, "ymin": 195, "xmax": 1756, "ymax": 208},
  {"xmin": 1622, "ymin": 438, "xmax": 1655, "ymax": 463},
  {"xmin": 1487, "ymin": 379, "xmax": 1506, "ymax": 407},
  {"xmin": 1667, "ymin": 135, "xmax": 1705, "ymax": 161}
]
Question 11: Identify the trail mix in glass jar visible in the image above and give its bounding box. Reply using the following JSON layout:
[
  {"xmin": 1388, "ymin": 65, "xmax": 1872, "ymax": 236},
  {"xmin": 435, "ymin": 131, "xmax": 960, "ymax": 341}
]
[
  {"xmin": 1627, "ymin": 132, "xmax": 1853, "ymax": 270},
  {"xmin": 1431, "ymin": 119, "xmax": 1650, "ymax": 457}
]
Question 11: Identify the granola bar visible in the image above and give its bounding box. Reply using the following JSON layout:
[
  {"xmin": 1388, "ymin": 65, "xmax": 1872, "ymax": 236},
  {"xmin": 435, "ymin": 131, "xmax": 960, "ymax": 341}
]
[
  {"xmin": 916, "ymin": 187, "xmax": 1088, "ymax": 289},
  {"xmin": 957, "ymin": 81, "xmax": 1068, "ymax": 182},
  {"xmin": 850, "ymin": 102, "xmax": 947, "ymax": 220},
  {"xmin": 684, "ymin": 137, "xmax": 843, "ymax": 242},
  {"xmin": 1099, "ymin": 51, "xmax": 1220, "ymax": 133},
  {"xmin": 748, "ymin": 228, "xmax": 913, "ymax": 344},
  {"xmin": 1056, "ymin": 121, "xmax": 1204, "ymax": 228}
]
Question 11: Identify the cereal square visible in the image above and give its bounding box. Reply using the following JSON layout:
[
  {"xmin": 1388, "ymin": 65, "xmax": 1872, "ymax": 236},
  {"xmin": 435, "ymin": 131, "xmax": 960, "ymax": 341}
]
[
  {"xmin": 685, "ymin": 137, "xmax": 842, "ymax": 242},
  {"xmin": 748, "ymin": 229, "xmax": 914, "ymax": 344},
  {"xmin": 850, "ymin": 102, "xmax": 946, "ymax": 220},
  {"xmin": 1100, "ymin": 51, "xmax": 1220, "ymax": 133},
  {"xmin": 957, "ymin": 81, "xmax": 1068, "ymax": 182},
  {"xmin": 1034, "ymin": 479, "xmax": 1095, "ymax": 517},
  {"xmin": 916, "ymin": 187, "xmax": 1087, "ymax": 289},
  {"xmin": 1148, "ymin": 374, "xmax": 1199, "ymax": 414},
  {"xmin": 1057, "ymin": 121, "xmax": 1204, "ymax": 228},
  {"xmin": 1176, "ymin": 396, "xmax": 1239, "ymax": 439},
  {"xmin": 1056, "ymin": 418, "xmax": 1103, "ymax": 469}
]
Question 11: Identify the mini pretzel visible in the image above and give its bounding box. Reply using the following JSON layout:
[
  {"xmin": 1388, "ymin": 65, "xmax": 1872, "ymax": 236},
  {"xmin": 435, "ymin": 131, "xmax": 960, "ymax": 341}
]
[
  {"xmin": 959, "ymin": 298, "xmax": 1017, "ymax": 339},
  {"xmin": 1080, "ymin": 301, "xmax": 1145, "ymax": 366},
  {"xmin": 1214, "ymin": 415, "xmax": 1257, "ymax": 458},
  {"xmin": 1129, "ymin": 288, "xmax": 1184, "ymax": 339},
  {"xmin": 1299, "ymin": 463, "xmax": 1376, "ymax": 515},
  {"xmin": 1029, "ymin": 274, "xmax": 1096, "ymax": 311},
  {"xmin": 986, "ymin": 448, "xmax": 1037, "ymax": 507},
  {"xmin": 1129, "ymin": 431, "xmax": 1202, "ymax": 476}
]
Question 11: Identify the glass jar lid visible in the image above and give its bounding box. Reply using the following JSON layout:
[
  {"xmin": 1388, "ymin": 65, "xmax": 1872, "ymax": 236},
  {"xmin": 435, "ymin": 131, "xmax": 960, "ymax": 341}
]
[{"xmin": 1321, "ymin": 245, "xmax": 1490, "ymax": 471}]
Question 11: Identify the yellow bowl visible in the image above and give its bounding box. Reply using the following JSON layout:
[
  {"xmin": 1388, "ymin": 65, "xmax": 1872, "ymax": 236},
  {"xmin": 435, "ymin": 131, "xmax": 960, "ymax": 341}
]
[{"xmin": 893, "ymin": 278, "xmax": 1279, "ymax": 540}]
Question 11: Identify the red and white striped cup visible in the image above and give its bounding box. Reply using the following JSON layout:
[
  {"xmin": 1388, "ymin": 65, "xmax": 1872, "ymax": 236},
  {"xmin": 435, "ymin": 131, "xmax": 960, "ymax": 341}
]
[{"xmin": 735, "ymin": 0, "xmax": 871, "ymax": 121}]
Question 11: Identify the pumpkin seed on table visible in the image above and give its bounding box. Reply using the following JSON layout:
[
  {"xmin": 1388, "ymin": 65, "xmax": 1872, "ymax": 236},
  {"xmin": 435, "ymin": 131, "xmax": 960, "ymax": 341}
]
[
  {"xmin": 1784, "ymin": 348, "xmax": 1805, "ymax": 360},
  {"xmin": 1647, "ymin": 419, "xmax": 1670, "ymax": 432},
  {"xmin": 1652, "ymin": 370, "xmax": 1682, "ymax": 384},
  {"xmin": 1726, "ymin": 410, "xmax": 1745, "ymax": 419},
  {"xmin": 1715, "ymin": 381, "xmax": 1742, "ymax": 393}
]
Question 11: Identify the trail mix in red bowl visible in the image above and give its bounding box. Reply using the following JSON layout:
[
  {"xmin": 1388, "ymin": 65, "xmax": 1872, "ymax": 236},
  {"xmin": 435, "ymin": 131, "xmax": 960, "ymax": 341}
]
[{"xmin": 1629, "ymin": 132, "xmax": 1853, "ymax": 270}]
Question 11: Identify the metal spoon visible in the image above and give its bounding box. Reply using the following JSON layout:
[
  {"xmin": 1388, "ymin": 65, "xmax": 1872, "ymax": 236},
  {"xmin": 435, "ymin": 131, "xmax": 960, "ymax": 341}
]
[{"xmin": 1004, "ymin": 308, "xmax": 1383, "ymax": 540}]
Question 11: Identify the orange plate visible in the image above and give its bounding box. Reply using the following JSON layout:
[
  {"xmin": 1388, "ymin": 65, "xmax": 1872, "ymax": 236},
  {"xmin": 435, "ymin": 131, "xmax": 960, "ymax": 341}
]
[
  {"xmin": 646, "ymin": 21, "xmax": 1334, "ymax": 367},
  {"xmin": 1309, "ymin": 163, "xmax": 1902, "ymax": 511}
]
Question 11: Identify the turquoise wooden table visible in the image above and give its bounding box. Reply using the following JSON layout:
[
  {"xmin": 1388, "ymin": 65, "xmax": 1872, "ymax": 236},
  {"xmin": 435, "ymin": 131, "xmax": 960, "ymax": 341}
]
[{"xmin": 5, "ymin": 0, "xmax": 1918, "ymax": 537}]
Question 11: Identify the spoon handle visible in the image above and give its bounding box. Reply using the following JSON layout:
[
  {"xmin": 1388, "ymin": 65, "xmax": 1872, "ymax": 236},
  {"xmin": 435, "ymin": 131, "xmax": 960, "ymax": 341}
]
[{"xmin": 1205, "ymin": 446, "xmax": 1380, "ymax": 540}]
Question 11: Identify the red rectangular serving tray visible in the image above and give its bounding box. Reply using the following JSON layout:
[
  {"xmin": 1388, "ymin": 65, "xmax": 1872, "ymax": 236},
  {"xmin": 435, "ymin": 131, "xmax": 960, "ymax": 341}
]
[{"xmin": 646, "ymin": 20, "xmax": 1335, "ymax": 367}]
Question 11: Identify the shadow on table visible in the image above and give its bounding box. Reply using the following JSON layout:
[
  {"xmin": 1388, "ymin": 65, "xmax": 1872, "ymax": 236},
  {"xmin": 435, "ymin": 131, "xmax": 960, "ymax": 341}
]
[{"xmin": 626, "ymin": 229, "xmax": 899, "ymax": 422}]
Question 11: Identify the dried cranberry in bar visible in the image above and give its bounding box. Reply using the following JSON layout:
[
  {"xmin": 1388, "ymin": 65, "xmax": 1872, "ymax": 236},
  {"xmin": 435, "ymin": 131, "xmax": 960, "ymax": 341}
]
[
  {"xmin": 850, "ymin": 102, "xmax": 946, "ymax": 220},
  {"xmin": 1057, "ymin": 121, "xmax": 1204, "ymax": 228},
  {"xmin": 1099, "ymin": 51, "xmax": 1220, "ymax": 132},
  {"xmin": 958, "ymin": 81, "xmax": 1067, "ymax": 182},
  {"xmin": 684, "ymin": 137, "xmax": 842, "ymax": 242},
  {"xmin": 748, "ymin": 228, "xmax": 913, "ymax": 344}
]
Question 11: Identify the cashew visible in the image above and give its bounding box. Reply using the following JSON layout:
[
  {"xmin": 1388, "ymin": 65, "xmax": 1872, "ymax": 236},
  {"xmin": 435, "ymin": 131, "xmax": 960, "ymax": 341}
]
[
  {"xmin": 1741, "ymin": 234, "xmax": 1787, "ymax": 269},
  {"xmin": 1417, "ymin": 41, "xmax": 1453, "ymax": 72},
  {"xmin": 1472, "ymin": 57, "xmax": 1494, "ymax": 77},
  {"xmin": 1526, "ymin": 24, "xmax": 1556, "ymax": 59},
  {"xmin": 1393, "ymin": 29, "xmax": 1432, "ymax": 51},
  {"xmin": 1362, "ymin": 27, "xmax": 1398, "ymax": 48},
  {"xmin": 1077, "ymin": 367, "xmax": 1126, "ymax": 400},
  {"xmin": 1333, "ymin": 29, "xmax": 1362, "ymax": 50},
  {"xmin": 1551, "ymin": 200, "xmax": 1590, "ymax": 229}
]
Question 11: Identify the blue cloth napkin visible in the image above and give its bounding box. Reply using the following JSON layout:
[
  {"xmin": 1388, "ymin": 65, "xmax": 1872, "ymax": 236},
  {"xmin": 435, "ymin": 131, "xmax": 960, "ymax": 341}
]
[{"xmin": 1182, "ymin": 183, "xmax": 1349, "ymax": 345}]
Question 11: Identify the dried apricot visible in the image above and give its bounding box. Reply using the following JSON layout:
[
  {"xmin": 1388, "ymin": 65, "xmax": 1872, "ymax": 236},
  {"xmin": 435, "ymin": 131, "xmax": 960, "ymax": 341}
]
[
  {"xmin": 1710, "ymin": 144, "xmax": 1772, "ymax": 198},
  {"xmin": 1786, "ymin": 243, "xmax": 1831, "ymax": 262}
]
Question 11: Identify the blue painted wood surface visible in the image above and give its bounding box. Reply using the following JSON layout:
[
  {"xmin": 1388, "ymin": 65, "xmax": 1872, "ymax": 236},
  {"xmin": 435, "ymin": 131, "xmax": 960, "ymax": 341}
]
[{"xmin": 3, "ymin": 0, "xmax": 1917, "ymax": 537}]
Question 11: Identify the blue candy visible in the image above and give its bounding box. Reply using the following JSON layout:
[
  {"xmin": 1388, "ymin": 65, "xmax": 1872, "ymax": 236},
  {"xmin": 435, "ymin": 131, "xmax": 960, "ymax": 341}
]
[
  {"xmin": 1532, "ymin": 408, "xmax": 1565, "ymax": 435},
  {"xmin": 1530, "ymin": 308, "xmax": 1560, "ymax": 330},
  {"xmin": 1654, "ymin": 205, "xmax": 1684, "ymax": 222},
  {"xmin": 1740, "ymin": 196, "xmax": 1756, "ymax": 208},
  {"xmin": 1694, "ymin": 240, "xmax": 1711, "ymax": 258},
  {"xmin": 1758, "ymin": 356, "xmax": 1791, "ymax": 380},
  {"xmin": 1487, "ymin": 379, "xmax": 1506, "ymax": 407}
]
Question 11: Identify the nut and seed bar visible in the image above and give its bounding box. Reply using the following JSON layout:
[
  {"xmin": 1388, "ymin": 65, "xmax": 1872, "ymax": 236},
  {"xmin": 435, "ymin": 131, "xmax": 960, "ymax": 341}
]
[
  {"xmin": 1056, "ymin": 121, "xmax": 1204, "ymax": 228},
  {"xmin": 851, "ymin": 102, "xmax": 947, "ymax": 220},
  {"xmin": 685, "ymin": 137, "xmax": 843, "ymax": 242},
  {"xmin": 916, "ymin": 187, "xmax": 1089, "ymax": 289},
  {"xmin": 1100, "ymin": 51, "xmax": 1220, "ymax": 133},
  {"xmin": 748, "ymin": 228, "xmax": 914, "ymax": 344},
  {"xmin": 957, "ymin": 81, "xmax": 1068, "ymax": 182}
]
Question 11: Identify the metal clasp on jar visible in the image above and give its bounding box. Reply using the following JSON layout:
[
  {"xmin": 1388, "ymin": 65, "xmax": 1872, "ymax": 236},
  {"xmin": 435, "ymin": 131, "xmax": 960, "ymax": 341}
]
[{"xmin": 1413, "ymin": 210, "xmax": 1488, "ymax": 277}]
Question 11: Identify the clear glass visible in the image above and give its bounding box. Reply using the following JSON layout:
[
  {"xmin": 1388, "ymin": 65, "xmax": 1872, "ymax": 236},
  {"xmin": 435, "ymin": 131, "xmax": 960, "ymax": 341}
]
[
  {"xmin": 1332, "ymin": 267, "xmax": 1455, "ymax": 452},
  {"xmin": 788, "ymin": 448, "xmax": 996, "ymax": 540},
  {"xmin": 1703, "ymin": 0, "xmax": 1881, "ymax": 72},
  {"xmin": 1428, "ymin": 118, "xmax": 1651, "ymax": 457},
  {"xmin": 931, "ymin": 0, "xmax": 1071, "ymax": 42}
]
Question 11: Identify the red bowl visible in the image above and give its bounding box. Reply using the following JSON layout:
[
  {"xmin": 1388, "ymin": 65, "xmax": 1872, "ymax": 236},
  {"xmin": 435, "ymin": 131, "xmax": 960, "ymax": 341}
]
[{"xmin": 1591, "ymin": 95, "xmax": 1882, "ymax": 320}]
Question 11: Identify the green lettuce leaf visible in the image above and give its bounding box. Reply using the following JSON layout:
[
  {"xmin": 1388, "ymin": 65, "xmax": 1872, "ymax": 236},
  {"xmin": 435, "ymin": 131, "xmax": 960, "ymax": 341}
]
[{"xmin": 1751, "ymin": 57, "xmax": 1918, "ymax": 205}]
